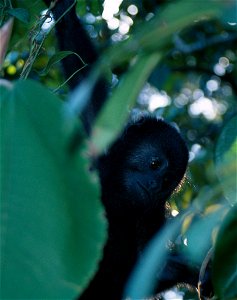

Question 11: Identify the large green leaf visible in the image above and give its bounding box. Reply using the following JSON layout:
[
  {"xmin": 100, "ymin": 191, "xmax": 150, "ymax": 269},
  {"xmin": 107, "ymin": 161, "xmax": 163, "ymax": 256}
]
[
  {"xmin": 213, "ymin": 206, "xmax": 237, "ymax": 299},
  {"xmin": 0, "ymin": 80, "xmax": 107, "ymax": 299},
  {"xmin": 125, "ymin": 213, "xmax": 184, "ymax": 298},
  {"xmin": 184, "ymin": 207, "xmax": 226, "ymax": 264},
  {"xmin": 215, "ymin": 115, "xmax": 237, "ymax": 205},
  {"xmin": 92, "ymin": 53, "xmax": 161, "ymax": 151}
]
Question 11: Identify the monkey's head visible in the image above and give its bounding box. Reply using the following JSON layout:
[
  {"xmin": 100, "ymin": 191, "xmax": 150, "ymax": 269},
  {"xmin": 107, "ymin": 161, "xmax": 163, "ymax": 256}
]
[{"xmin": 97, "ymin": 116, "xmax": 189, "ymax": 215}]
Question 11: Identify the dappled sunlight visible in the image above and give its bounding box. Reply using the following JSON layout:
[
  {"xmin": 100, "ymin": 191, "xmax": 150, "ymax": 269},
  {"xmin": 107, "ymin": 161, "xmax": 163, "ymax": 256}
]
[
  {"xmin": 189, "ymin": 96, "xmax": 227, "ymax": 120},
  {"xmin": 138, "ymin": 83, "xmax": 171, "ymax": 111},
  {"xmin": 103, "ymin": 0, "xmax": 138, "ymax": 38},
  {"xmin": 148, "ymin": 92, "xmax": 171, "ymax": 111},
  {"xmin": 102, "ymin": 0, "xmax": 123, "ymax": 21},
  {"xmin": 162, "ymin": 289, "xmax": 184, "ymax": 300}
]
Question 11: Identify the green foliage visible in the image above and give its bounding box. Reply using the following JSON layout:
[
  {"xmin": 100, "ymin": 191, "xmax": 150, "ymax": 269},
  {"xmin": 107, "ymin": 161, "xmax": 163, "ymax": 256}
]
[
  {"xmin": 213, "ymin": 206, "xmax": 237, "ymax": 299},
  {"xmin": 39, "ymin": 51, "xmax": 86, "ymax": 77},
  {"xmin": 0, "ymin": 80, "xmax": 107, "ymax": 299},
  {"xmin": 1, "ymin": 0, "xmax": 237, "ymax": 298},
  {"xmin": 93, "ymin": 53, "xmax": 161, "ymax": 150},
  {"xmin": 216, "ymin": 115, "xmax": 237, "ymax": 205},
  {"xmin": 125, "ymin": 213, "xmax": 184, "ymax": 297},
  {"xmin": 7, "ymin": 8, "xmax": 29, "ymax": 23}
]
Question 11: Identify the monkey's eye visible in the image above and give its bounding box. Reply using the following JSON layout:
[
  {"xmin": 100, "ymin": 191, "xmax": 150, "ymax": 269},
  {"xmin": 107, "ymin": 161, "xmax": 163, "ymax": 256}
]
[{"xmin": 150, "ymin": 159, "xmax": 161, "ymax": 170}]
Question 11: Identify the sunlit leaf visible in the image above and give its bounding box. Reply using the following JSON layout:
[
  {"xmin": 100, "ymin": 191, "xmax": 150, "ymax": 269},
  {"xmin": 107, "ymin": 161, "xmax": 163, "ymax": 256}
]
[
  {"xmin": 125, "ymin": 215, "xmax": 184, "ymax": 298},
  {"xmin": 213, "ymin": 206, "xmax": 237, "ymax": 299},
  {"xmin": 215, "ymin": 115, "xmax": 237, "ymax": 205},
  {"xmin": 0, "ymin": 80, "xmax": 107, "ymax": 299},
  {"xmin": 184, "ymin": 208, "xmax": 227, "ymax": 264}
]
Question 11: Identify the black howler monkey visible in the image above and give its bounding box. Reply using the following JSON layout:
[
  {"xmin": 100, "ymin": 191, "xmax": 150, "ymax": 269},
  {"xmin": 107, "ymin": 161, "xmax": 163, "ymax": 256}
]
[
  {"xmin": 42, "ymin": 0, "xmax": 200, "ymax": 299},
  {"xmin": 79, "ymin": 116, "xmax": 190, "ymax": 299}
]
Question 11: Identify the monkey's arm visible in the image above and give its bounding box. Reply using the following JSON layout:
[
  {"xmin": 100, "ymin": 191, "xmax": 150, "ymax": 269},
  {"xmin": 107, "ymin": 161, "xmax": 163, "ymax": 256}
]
[
  {"xmin": 43, "ymin": 0, "xmax": 97, "ymax": 88},
  {"xmin": 42, "ymin": 0, "xmax": 108, "ymax": 131},
  {"xmin": 155, "ymin": 251, "xmax": 200, "ymax": 292}
]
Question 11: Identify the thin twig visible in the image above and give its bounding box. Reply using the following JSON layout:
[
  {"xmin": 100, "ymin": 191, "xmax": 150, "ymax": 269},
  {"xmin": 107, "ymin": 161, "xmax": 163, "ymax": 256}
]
[
  {"xmin": 20, "ymin": 0, "xmax": 78, "ymax": 80},
  {"xmin": 173, "ymin": 32, "xmax": 237, "ymax": 54},
  {"xmin": 53, "ymin": 64, "xmax": 87, "ymax": 93}
]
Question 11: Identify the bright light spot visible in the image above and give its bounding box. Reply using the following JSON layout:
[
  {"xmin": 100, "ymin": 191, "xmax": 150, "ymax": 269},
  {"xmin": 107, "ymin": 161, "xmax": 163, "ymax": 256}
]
[
  {"xmin": 184, "ymin": 238, "xmax": 188, "ymax": 246},
  {"xmin": 102, "ymin": 0, "xmax": 123, "ymax": 20},
  {"xmin": 191, "ymin": 143, "xmax": 201, "ymax": 155},
  {"xmin": 41, "ymin": 10, "xmax": 54, "ymax": 31},
  {"xmin": 16, "ymin": 59, "xmax": 24, "ymax": 69},
  {"xmin": 214, "ymin": 63, "xmax": 225, "ymax": 76},
  {"xmin": 107, "ymin": 17, "xmax": 120, "ymax": 30},
  {"xmin": 206, "ymin": 79, "xmax": 219, "ymax": 92},
  {"xmin": 219, "ymin": 57, "xmax": 229, "ymax": 68},
  {"xmin": 228, "ymin": 22, "xmax": 237, "ymax": 26},
  {"xmin": 121, "ymin": 14, "xmax": 133, "ymax": 26},
  {"xmin": 118, "ymin": 14, "xmax": 133, "ymax": 34},
  {"xmin": 148, "ymin": 92, "xmax": 171, "ymax": 111},
  {"xmin": 189, "ymin": 97, "xmax": 217, "ymax": 120},
  {"xmin": 192, "ymin": 98, "xmax": 227, "ymax": 118},
  {"xmin": 7, "ymin": 65, "xmax": 17, "ymax": 75},
  {"xmin": 189, "ymin": 152, "xmax": 195, "ymax": 162},
  {"xmin": 119, "ymin": 21, "xmax": 130, "ymax": 34},
  {"xmin": 171, "ymin": 210, "xmax": 179, "ymax": 217},
  {"xmin": 85, "ymin": 13, "xmax": 96, "ymax": 24},
  {"xmin": 139, "ymin": 84, "xmax": 171, "ymax": 110},
  {"xmin": 127, "ymin": 4, "xmax": 138, "ymax": 15},
  {"xmin": 163, "ymin": 289, "xmax": 183, "ymax": 300},
  {"xmin": 190, "ymin": 144, "xmax": 202, "ymax": 160}
]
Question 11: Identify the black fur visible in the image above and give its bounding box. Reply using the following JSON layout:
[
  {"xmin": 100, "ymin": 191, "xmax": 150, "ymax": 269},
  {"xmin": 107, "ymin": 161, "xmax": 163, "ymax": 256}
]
[
  {"xmin": 79, "ymin": 116, "xmax": 189, "ymax": 299},
  {"xmin": 43, "ymin": 0, "xmax": 108, "ymax": 133}
]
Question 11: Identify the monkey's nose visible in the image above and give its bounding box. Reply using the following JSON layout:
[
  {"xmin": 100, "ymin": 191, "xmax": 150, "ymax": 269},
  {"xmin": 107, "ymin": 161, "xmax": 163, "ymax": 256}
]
[{"xmin": 149, "ymin": 180, "xmax": 161, "ymax": 191}]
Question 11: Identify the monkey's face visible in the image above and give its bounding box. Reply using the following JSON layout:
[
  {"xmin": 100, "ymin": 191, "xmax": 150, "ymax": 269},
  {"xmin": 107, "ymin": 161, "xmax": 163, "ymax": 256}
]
[
  {"xmin": 98, "ymin": 117, "xmax": 189, "ymax": 214},
  {"xmin": 121, "ymin": 142, "xmax": 172, "ymax": 209}
]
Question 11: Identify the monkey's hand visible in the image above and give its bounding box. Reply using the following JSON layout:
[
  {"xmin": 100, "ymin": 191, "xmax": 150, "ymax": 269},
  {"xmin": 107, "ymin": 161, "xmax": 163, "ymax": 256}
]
[{"xmin": 42, "ymin": 0, "xmax": 77, "ymax": 21}]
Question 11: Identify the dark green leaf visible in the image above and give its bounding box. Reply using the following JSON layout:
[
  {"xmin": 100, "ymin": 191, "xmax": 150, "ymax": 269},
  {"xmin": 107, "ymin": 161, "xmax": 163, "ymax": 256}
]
[
  {"xmin": 0, "ymin": 80, "xmax": 107, "ymax": 299},
  {"xmin": 215, "ymin": 115, "xmax": 237, "ymax": 205},
  {"xmin": 184, "ymin": 208, "xmax": 226, "ymax": 264},
  {"xmin": 213, "ymin": 206, "xmax": 237, "ymax": 299},
  {"xmin": 7, "ymin": 8, "xmax": 30, "ymax": 23},
  {"xmin": 125, "ymin": 214, "xmax": 184, "ymax": 298}
]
